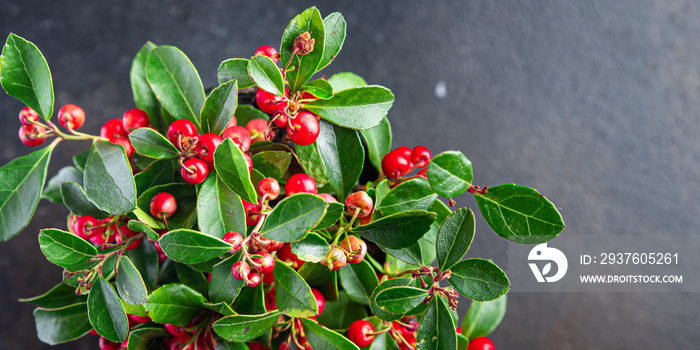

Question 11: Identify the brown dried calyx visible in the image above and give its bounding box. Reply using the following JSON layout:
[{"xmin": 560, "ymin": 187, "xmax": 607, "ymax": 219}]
[{"xmin": 293, "ymin": 32, "xmax": 315, "ymax": 55}]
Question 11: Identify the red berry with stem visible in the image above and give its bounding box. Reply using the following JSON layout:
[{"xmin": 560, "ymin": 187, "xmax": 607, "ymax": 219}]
[
  {"xmin": 101, "ymin": 118, "xmax": 129, "ymax": 139},
  {"xmin": 381, "ymin": 148, "xmax": 412, "ymax": 179},
  {"xmin": 223, "ymin": 231, "xmax": 243, "ymax": 252},
  {"xmin": 226, "ymin": 115, "xmax": 238, "ymax": 129},
  {"xmin": 122, "ymin": 108, "xmax": 149, "ymax": 133},
  {"xmin": 317, "ymin": 193, "xmax": 337, "ymax": 203},
  {"xmin": 18, "ymin": 124, "xmax": 47, "ymax": 147},
  {"xmin": 196, "ymin": 133, "xmax": 222, "ymax": 162},
  {"xmin": 272, "ymin": 110, "xmax": 288, "ymax": 128},
  {"xmin": 345, "ymin": 191, "xmax": 373, "ymax": 218},
  {"xmin": 347, "ymin": 320, "xmax": 375, "ymax": 348},
  {"xmin": 231, "ymin": 261, "xmax": 251, "ymax": 280},
  {"xmin": 320, "ymin": 246, "xmax": 347, "ymax": 271},
  {"xmin": 468, "ymin": 337, "xmax": 496, "ymax": 350},
  {"xmin": 180, "ymin": 158, "xmax": 209, "ymax": 185},
  {"xmin": 339, "ymin": 235, "xmax": 367, "ymax": 264},
  {"xmin": 115, "ymin": 234, "xmax": 142, "ymax": 250},
  {"xmin": 167, "ymin": 119, "xmax": 198, "ymax": 149},
  {"xmin": 242, "ymin": 199, "xmax": 261, "ymax": 226},
  {"xmin": 255, "ymin": 88, "xmax": 288, "ymax": 114},
  {"xmin": 108, "ymin": 136, "xmax": 135, "ymax": 158},
  {"xmin": 246, "ymin": 118, "xmax": 269, "ymax": 142},
  {"xmin": 276, "ymin": 243, "xmax": 305, "ymax": 270},
  {"xmin": 99, "ymin": 336, "xmax": 121, "ymax": 350},
  {"xmin": 150, "ymin": 192, "xmax": 177, "ymax": 219},
  {"xmin": 258, "ymin": 177, "xmax": 281, "ymax": 200},
  {"xmin": 128, "ymin": 314, "xmax": 151, "ymax": 324},
  {"xmin": 57, "ymin": 104, "xmax": 85, "ymax": 130},
  {"xmin": 286, "ymin": 111, "xmax": 320, "ymax": 146},
  {"xmin": 266, "ymin": 239, "xmax": 284, "ymax": 251},
  {"xmin": 285, "ymin": 173, "xmax": 317, "ymax": 196},
  {"xmin": 19, "ymin": 106, "xmax": 40, "ymax": 125},
  {"xmin": 255, "ymin": 45, "xmax": 279, "ymax": 63},
  {"xmin": 411, "ymin": 146, "xmax": 432, "ymax": 168},
  {"xmin": 253, "ymin": 251, "xmax": 275, "ymax": 274},
  {"xmin": 311, "ymin": 288, "xmax": 326, "ymax": 316},
  {"xmin": 246, "ymin": 272, "xmax": 261, "ymax": 287},
  {"xmin": 164, "ymin": 324, "xmax": 188, "ymax": 337},
  {"xmin": 221, "ymin": 125, "xmax": 252, "ymax": 151},
  {"xmin": 74, "ymin": 215, "xmax": 101, "ymax": 239},
  {"xmin": 243, "ymin": 153, "xmax": 253, "ymax": 173}
]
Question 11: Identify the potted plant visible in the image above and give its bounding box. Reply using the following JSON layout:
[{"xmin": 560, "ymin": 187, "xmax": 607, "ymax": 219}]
[{"xmin": 0, "ymin": 7, "xmax": 564, "ymax": 350}]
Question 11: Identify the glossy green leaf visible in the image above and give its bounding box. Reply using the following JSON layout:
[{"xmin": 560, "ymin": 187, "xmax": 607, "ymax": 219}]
[
  {"xmin": 457, "ymin": 334, "xmax": 469, "ymax": 350},
  {"xmin": 302, "ymin": 78, "xmax": 334, "ymax": 99},
  {"xmin": 461, "ymin": 295, "xmax": 507, "ymax": 339},
  {"xmin": 473, "ymin": 184, "xmax": 565, "ymax": 244},
  {"xmin": 176, "ymin": 263, "xmax": 209, "ymax": 296},
  {"xmin": 38, "ymin": 229, "xmax": 97, "ymax": 271},
  {"xmin": 360, "ymin": 116, "xmax": 392, "ymax": 172},
  {"xmin": 158, "ymin": 229, "xmax": 232, "ymax": 264},
  {"xmin": 449, "ymin": 259, "xmax": 510, "ymax": 302},
  {"xmin": 144, "ymin": 284, "xmax": 206, "ymax": 326},
  {"xmin": 260, "ymin": 193, "xmax": 327, "ymax": 242},
  {"xmin": 20, "ymin": 283, "xmax": 86, "ymax": 308},
  {"xmin": 209, "ymin": 253, "xmax": 244, "ymax": 304},
  {"xmin": 351, "ymin": 210, "xmax": 436, "ymax": 249},
  {"xmin": 291, "ymin": 232, "xmax": 329, "ymax": 263},
  {"xmin": 201, "ymin": 79, "xmax": 238, "ymax": 134},
  {"xmin": 33, "ymin": 303, "xmax": 92, "ymax": 345},
  {"xmin": 60, "ymin": 181, "xmax": 109, "ymax": 219},
  {"xmin": 428, "ymin": 198, "xmax": 452, "ymax": 223},
  {"xmin": 248, "ymin": 55, "xmax": 285, "ymax": 96},
  {"xmin": 369, "ymin": 331, "xmax": 401, "ymax": 350},
  {"xmin": 379, "ymin": 178, "xmax": 437, "ymax": 217},
  {"xmin": 295, "ymin": 143, "xmax": 330, "ymax": 186},
  {"xmin": 327, "ymin": 72, "xmax": 367, "ymax": 91},
  {"xmin": 273, "ymin": 261, "xmax": 318, "ymax": 317},
  {"xmin": 198, "ymin": 174, "xmax": 246, "ymax": 239},
  {"xmin": 137, "ymin": 183, "xmax": 197, "ymax": 230},
  {"xmin": 302, "ymin": 318, "xmax": 360, "ymax": 350},
  {"xmin": 315, "ymin": 201, "xmax": 343, "ymax": 229},
  {"xmin": 1, "ymin": 33, "xmax": 53, "ymax": 120},
  {"xmin": 234, "ymin": 104, "xmax": 269, "ymax": 127},
  {"xmin": 130, "ymin": 42, "xmax": 166, "ymax": 134},
  {"xmin": 88, "ymin": 277, "xmax": 128, "ymax": 343},
  {"xmin": 214, "ymin": 139, "xmax": 258, "ymax": 204},
  {"xmin": 382, "ymin": 242, "xmax": 424, "ymax": 266},
  {"xmin": 420, "ymin": 222, "xmax": 440, "ymax": 266},
  {"xmin": 203, "ymin": 302, "xmax": 236, "ymax": 317},
  {"xmin": 427, "ymin": 151, "xmax": 472, "ymax": 198},
  {"xmin": 133, "ymin": 158, "xmax": 176, "ymax": 195},
  {"xmin": 116, "ymin": 256, "xmax": 148, "ymax": 305},
  {"xmin": 338, "ymin": 259, "xmax": 378, "ymax": 306},
  {"xmin": 146, "ymin": 45, "xmax": 205, "ymax": 128},
  {"xmin": 218, "ymin": 58, "xmax": 255, "ymax": 88},
  {"xmin": 375, "ymin": 286, "xmax": 429, "ymax": 315},
  {"xmin": 317, "ymin": 120, "xmax": 364, "ymax": 200},
  {"xmin": 416, "ymin": 296, "xmax": 456, "ymax": 350},
  {"xmin": 305, "ymin": 86, "xmax": 394, "ymax": 130},
  {"xmin": 297, "ymin": 262, "xmax": 331, "ymax": 286},
  {"xmin": 83, "ymin": 141, "xmax": 136, "ymax": 215},
  {"xmin": 251, "ymin": 151, "xmax": 292, "ymax": 182},
  {"xmin": 127, "ymin": 220, "xmax": 159, "ymax": 242},
  {"xmin": 0, "ymin": 144, "xmax": 54, "ymax": 241},
  {"xmin": 437, "ymin": 208, "xmax": 475, "ymax": 270},
  {"xmin": 317, "ymin": 12, "xmax": 346, "ymax": 71},
  {"xmin": 370, "ymin": 278, "xmax": 413, "ymax": 321},
  {"xmin": 232, "ymin": 283, "xmax": 265, "ymax": 316},
  {"xmin": 42, "ymin": 166, "xmax": 82, "ymax": 203},
  {"xmin": 126, "ymin": 327, "xmax": 170, "ymax": 350},
  {"xmin": 280, "ymin": 7, "xmax": 325, "ymax": 93},
  {"xmin": 128, "ymin": 127, "xmax": 179, "ymax": 159},
  {"xmin": 125, "ymin": 240, "xmax": 159, "ymax": 291},
  {"xmin": 213, "ymin": 311, "xmax": 281, "ymax": 342},
  {"xmin": 315, "ymin": 291, "xmax": 366, "ymax": 331}
]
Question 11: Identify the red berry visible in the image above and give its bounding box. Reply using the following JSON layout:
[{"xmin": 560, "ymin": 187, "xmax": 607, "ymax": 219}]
[
  {"xmin": 73, "ymin": 215, "xmax": 101, "ymax": 239},
  {"xmin": 242, "ymin": 200, "xmax": 261, "ymax": 226},
  {"xmin": 101, "ymin": 119, "xmax": 129, "ymax": 139},
  {"xmin": 128, "ymin": 314, "xmax": 151, "ymax": 324},
  {"xmin": 317, "ymin": 193, "xmax": 337, "ymax": 203},
  {"xmin": 255, "ymin": 45, "xmax": 279, "ymax": 63},
  {"xmin": 381, "ymin": 148, "xmax": 412, "ymax": 179},
  {"xmin": 18, "ymin": 124, "xmax": 47, "ymax": 147},
  {"xmin": 122, "ymin": 108, "xmax": 149, "ymax": 133},
  {"xmin": 468, "ymin": 336, "xmax": 496, "ymax": 350},
  {"xmin": 247, "ymin": 342, "xmax": 269, "ymax": 350},
  {"xmin": 226, "ymin": 115, "xmax": 238, "ymax": 129},
  {"xmin": 345, "ymin": 191, "xmax": 373, "ymax": 218},
  {"xmin": 411, "ymin": 146, "xmax": 432, "ymax": 168},
  {"xmin": 285, "ymin": 173, "xmax": 317, "ymax": 196},
  {"xmin": 417, "ymin": 167, "xmax": 428, "ymax": 179},
  {"xmin": 266, "ymin": 239, "xmax": 284, "ymax": 251},
  {"xmin": 180, "ymin": 158, "xmax": 209, "ymax": 185},
  {"xmin": 99, "ymin": 336, "xmax": 121, "ymax": 350},
  {"xmin": 265, "ymin": 288, "xmax": 277, "ymax": 311},
  {"xmin": 272, "ymin": 110, "xmax": 288, "ymax": 128},
  {"xmin": 252, "ymin": 252, "xmax": 275, "ymax": 274},
  {"xmin": 246, "ymin": 272, "xmax": 261, "ymax": 287},
  {"xmin": 257, "ymin": 177, "xmax": 281, "ymax": 200},
  {"xmin": 19, "ymin": 106, "xmax": 40, "ymax": 125},
  {"xmin": 339, "ymin": 235, "xmax": 367, "ymax": 264},
  {"xmin": 255, "ymin": 88, "xmax": 288, "ymax": 114},
  {"xmin": 221, "ymin": 125, "xmax": 251, "ymax": 151},
  {"xmin": 286, "ymin": 111, "xmax": 320, "ymax": 146},
  {"xmin": 276, "ymin": 243, "xmax": 304, "ymax": 270},
  {"xmin": 246, "ymin": 118, "xmax": 269, "ymax": 143},
  {"xmin": 223, "ymin": 231, "xmax": 243, "ymax": 252},
  {"xmin": 164, "ymin": 324, "xmax": 188, "ymax": 337},
  {"xmin": 232, "ymin": 261, "xmax": 251, "ymax": 280},
  {"xmin": 279, "ymin": 341, "xmax": 290, "ymax": 350},
  {"xmin": 347, "ymin": 320, "xmax": 375, "ymax": 348},
  {"xmin": 196, "ymin": 133, "xmax": 222, "ymax": 163},
  {"xmin": 167, "ymin": 119, "xmax": 198, "ymax": 149},
  {"xmin": 320, "ymin": 246, "xmax": 346, "ymax": 271},
  {"xmin": 301, "ymin": 91, "xmax": 319, "ymax": 101},
  {"xmin": 244, "ymin": 153, "xmax": 253, "ymax": 173},
  {"xmin": 108, "ymin": 137, "xmax": 135, "ymax": 158},
  {"xmin": 311, "ymin": 288, "xmax": 325, "ymax": 316},
  {"xmin": 150, "ymin": 192, "xmax": 177, "ymax": 219},
  {"xmin": 57, "ymin": 104, "xmax": 85, "ymax": 130},
  {"xmin": 115, "ymin": 234, "xmax": 142, "ymax": 250}
]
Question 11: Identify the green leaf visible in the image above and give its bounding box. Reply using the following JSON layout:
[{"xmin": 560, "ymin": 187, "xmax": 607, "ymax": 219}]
[
  {"xmin": 260, "ymin": 193, "xmax": 327, "ymax": 242},
  {"xmin": 297, "ymin": 262, "xmax": 332, "ymax": 286},
  {"xmin": 176, "ymin": 263, "xmax": 209, "ymax": 296},
  {"xmin": 248, "ymin": 55, "xmax": 285, "ymax": 96},
  {"xmin": 338, "ymin": 259, "xmax": 378, "ymax": 306},
  {"xmin": 126, "ymin": 327, "xmax": 170, "ymax": 350},
  {"xmin": 301, "ymin": 318, "xmax": 360, "ymax": 350},
  {"xmin": 461, "ymin": 295, "xmax": 507, "ymax": 339},
  {"xmin": 144, "ymin": 284, "xmax": 206, "ymax": 326},
  {"xmin": 33, "ymin": 303, "xmax": 92, "ymax": 345},
  {"xmin": 128, "ymin": 127, "xmax": 179, "ymax": 159},
  {"xmin": 379, "ymin": 178, "xmax": 437, "ymax": 217},
  {"xmin": 235, "ymin": 104, "xmax": 269, "ymax": 127},
  {"xmin": 437, "ymin": 208, "xmax": 475, "ymax": 271},
  {"xmin": 133, "ymin": 158, "xmax": 176, "ymax": 196},
  {"xmin": 304, "ymin": 86, "xmax": 394, "ymax": 130},
  {"xmin": 42, "ymin": 166, "xmax": 82, "ymax": 203},
  {"xmin": 20, "ymin": 283, "xmax": 86, "ymax": 308},
  {"xmin": 449, "ymin": 259, "xmax": 510, "ymax": 301},
  {"xmin": 416, "ymin": 296, "xmax": 456, "ymax": 350},
  {"xmin": 146, "ymin": 45, "xmax": 205, "ymax": 128},
  {"xmin": 130, "ymin": 42, "xmax": 165, "ymax": 134},
  {"xmin": 315, "ymin": 291, "xmax": 366, "ymax": 330},
  {"xmin": 291, "ymin": 232, "xmax": 329, "ymax": 263},
  {"xmin": 315, "ymin": 120, "xmax": 365, "ymax": 200},
  {"xmin": 428, "ymin": 198, "xmax": 452, "ymax": 223},
  {"xmin": 317, "ymin": 12, "xmax": 346, "ymax": 71},
  {"xmin": 218, "ymin": 58, "xmax": 255, "ymax": 88},
  {"xmin": 132, "ymin": 207, "xmax": 164, "ymax": 230},
  {"xmin": 125, "ymin": 240, "xmax": 159, "ymax": 291},
  {"xmin": 84, "ymin": 141, "xmax": 137, "ymax": 215},
  {"xmin": 327, "ymin": 72, "xmax": 367, "ymax": 91},
  {"xmin": 427, "ymin": 151, "xmax": 473, "ymax": 198},
  {"xmin": 360, "ymin": 116, "xmax": 392, "ymax": 172},
  {"xmin": 251, "ymin": 151, "xmax": 292, "ymax": 182},
  {"xmin": 158, "ymin": 229, "xmax": 232, "ymax": 264},
  {"xmin": 232, "ymin": 283, "xmax": 265, "ymax": 315},
  {"xmin": 1, "ymin": 33, "xmax": 54, "ymax": 120},
  {"xmin": 419, "ymin": 222, "xmax": 440, "ymax": 266},
  {"xmin": 315, "ymin": 201, "xmax": 343, "ymax": 229},
  {"xmin": 209, "ymin": 253, "xmax": 245, "ymax": 304},
  {"xmin": 473, "ymin": 184, "xmax": 565, "ymax": 244},
  {"xmin": 351, "ymin": 210, "xmax": 436, "ymax": 249},
  {"xmin": 72, "ymin": 148, "xmax": 90, "ymax": 172},
  {"xmin": 137, "ymin": 183, "xmax": 197, "ymax": 230},
  {"xmin": 273, "ymin": 261, "xmax": 318, "ymax": 317},
  {"xmin": 0, "ymin": 144, "xmax": 53, "ymax": 241},
  {"xmin": 370, "ymin": 278, "xmax": 414, "ymax": 321},
  {"xmin": 280, "ymin": 7, "xmax": 325, "ymax": 93},
  {"xmin": 369, "ymin": 331, "xmax": 401, "ymax": 350},
  {"xmin": 214, "ymin": 138, "xmax": 258, "ymax": 204},
  {"xmin": 213, "ymin": 311, "xmax": 281, "ymax": 342},
  {"xmin": 302, "ymin": 78, "xmax": 334, "ymax": 99},
  {"xmin": 201, "ymin": 79, "xmax": 238, "ymax": 134},
  {"xmin": 295, "ymin": 143, "xmax": 330, "ymax": 186},
  {"xmin": 116, "ymin": 256, "xmax": 148, "ymax": 305},
  {"xmin": 457, "ymin": 334, "xmax": 469, "ymax": 350},
  {"xmin": 204, "ymin": 302, "xmax": 236, "ymax": 317},
  {"xmin": 198, "ymin": 174, "xmax": 246, "ymax": 239},
  {"xmin": 375, "ymin": 286, "xmax": 429, "ymax": 315},
  {"xmin": 38, "ymin": 229, "xmax": 97, "ymax": 271},
  {"xmin": 127, "ymin": 220, "xmax": 159, "ymax": 242},
  {"xmin": 88, "ymin": 277, "xmax": 128, "ymax": 343},
  {"xmin": 382, "ymin": 242, "xmax": 423, "ymax": 266},
  {"xmin": 60, "ymin": 181, "xmax": 109, "ymax": 219}
]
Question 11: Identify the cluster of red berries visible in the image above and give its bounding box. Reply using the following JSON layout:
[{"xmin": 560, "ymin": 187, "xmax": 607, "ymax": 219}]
[
  {"xmin": 344, "ymin": 317, "xmax": 421, "ymax": 349},
  {"xmin": 69, "ymin": 214, "xmax": 142, "ymax": 250},
  {"xmin": 381, "ymin": 145, "xmax": 432, "ymax": 181},
  {"xmin": 17, "ymin": 104, "xmax": 86, "ymax": 146},
  {"xmin": 99, "ymin": 108, "xmax": 151, "ymax": 158}
]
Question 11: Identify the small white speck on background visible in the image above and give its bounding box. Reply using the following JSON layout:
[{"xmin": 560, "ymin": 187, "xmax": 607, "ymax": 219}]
[{"xmin": 435, "ymin": 80, "xmax": 447, "ymax": 98}]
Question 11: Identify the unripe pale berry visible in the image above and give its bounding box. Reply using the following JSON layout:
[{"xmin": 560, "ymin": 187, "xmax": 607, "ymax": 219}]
[
  {"xmin": 346, "ymin": 191, "xmax": 373, "ymax": 218},
  {"xmin": 320, "ymin": 246, "xmax": 347, "ymax": 271},
  {"xmin": 258, "ymin": 177, "xmax": 281, "ymax": 200},
  {"xmin": 58, "ymin": 104, "xmax": 85, "ymax": 130},
  {"xmin": 19, "ymin": 106, "xmax": 40, "ymax": 125},
  {"xmin": 339, "ymin": 235, "xmax": 368, "ymax": 264}
]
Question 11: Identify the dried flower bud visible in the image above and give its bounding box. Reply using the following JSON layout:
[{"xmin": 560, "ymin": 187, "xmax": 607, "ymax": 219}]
[{"xmin": 293, "ymin": 32, "xmax": 315, "ymax": 55}]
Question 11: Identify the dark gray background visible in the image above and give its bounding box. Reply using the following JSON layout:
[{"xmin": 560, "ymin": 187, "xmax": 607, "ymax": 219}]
[{"xmin": 1, "ymin": 1, "xmax": 698, "ymax": 349}]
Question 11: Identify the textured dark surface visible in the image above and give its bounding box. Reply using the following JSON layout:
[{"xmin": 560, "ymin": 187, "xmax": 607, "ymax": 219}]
[{"xmin": 1, "ymin": 1, "xmax": 699, "ymax": 348}]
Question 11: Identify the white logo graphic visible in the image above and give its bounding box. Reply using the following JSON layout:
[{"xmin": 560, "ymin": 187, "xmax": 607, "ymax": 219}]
[{"xmin": 528, "ymin": 243, "xmax": 568, "ymax": 282}]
